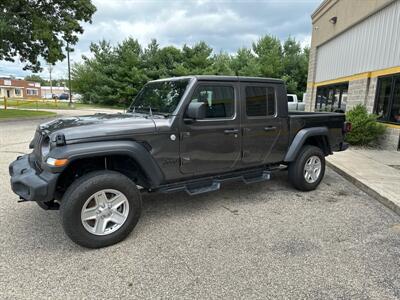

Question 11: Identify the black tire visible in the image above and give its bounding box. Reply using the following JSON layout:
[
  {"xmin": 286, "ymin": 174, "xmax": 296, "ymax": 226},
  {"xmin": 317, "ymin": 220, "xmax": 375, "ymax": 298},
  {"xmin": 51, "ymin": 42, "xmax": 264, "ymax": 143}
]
[
  {"xmin": 60, "ymin": 170, "xmax": 141, "ymax": 248},
  {"xmin": 288, "ymin": 145, "xmax": 325, "ymax": 191}
]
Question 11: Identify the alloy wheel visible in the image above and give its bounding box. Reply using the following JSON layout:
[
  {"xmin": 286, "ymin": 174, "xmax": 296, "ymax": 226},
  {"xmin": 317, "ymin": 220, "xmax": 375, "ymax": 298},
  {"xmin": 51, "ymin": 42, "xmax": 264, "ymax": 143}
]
[
  {"xmin": 303, "ymin": 155, "xmax": 322, "ymax": 184},
  {"xmin": 81, "ymin": 189, "xmax": 129, "ymax": 236}
]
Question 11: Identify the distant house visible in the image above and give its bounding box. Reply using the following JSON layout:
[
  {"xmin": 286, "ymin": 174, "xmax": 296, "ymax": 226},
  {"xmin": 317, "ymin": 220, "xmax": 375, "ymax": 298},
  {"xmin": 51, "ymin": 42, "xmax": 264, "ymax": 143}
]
[
  {"xmin": 0, "ymin": 77, "xmax": 41, "ymax": 98},
  {"xmin": 41, "ymin": 86, "xmax": 69, "ymax": 98}
]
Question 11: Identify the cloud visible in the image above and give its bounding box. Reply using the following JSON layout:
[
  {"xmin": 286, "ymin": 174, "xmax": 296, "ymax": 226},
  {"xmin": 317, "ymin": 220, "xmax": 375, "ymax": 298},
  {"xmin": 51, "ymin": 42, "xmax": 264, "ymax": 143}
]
[{"xmin": 1, "ymin": 0, "xmax": 320, "ymax": 79}]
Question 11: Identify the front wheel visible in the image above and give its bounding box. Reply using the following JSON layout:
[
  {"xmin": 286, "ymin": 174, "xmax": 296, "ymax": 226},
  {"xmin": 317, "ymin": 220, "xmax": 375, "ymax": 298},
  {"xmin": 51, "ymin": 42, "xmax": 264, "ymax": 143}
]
[
  {"xmin": 60, "ymin": 170, "xmax": 142, "ymax": 248},
  {"xmin": 288, "ymin": 145, "xmax": 325, "ymax": 191}
]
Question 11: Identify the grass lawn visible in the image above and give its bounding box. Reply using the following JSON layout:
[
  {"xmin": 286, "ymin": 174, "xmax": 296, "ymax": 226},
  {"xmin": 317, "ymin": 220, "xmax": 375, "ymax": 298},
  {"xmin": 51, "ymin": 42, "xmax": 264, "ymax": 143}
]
[
  {"xmin": 0, "ymin": 99, "xmax": 123, "ymax": 110},
  {"xmin": 0, "ymin": 109, "xmax": 56, "ymax": 120}
]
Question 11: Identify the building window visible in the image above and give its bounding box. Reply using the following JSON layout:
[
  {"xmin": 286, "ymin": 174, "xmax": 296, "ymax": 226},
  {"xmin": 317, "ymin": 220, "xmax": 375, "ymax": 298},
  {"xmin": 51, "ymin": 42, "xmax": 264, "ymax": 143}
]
[
  {"xmin": 245, "ymin": 86, "xmax": 275, "ymax": 117},
  {"xmin": 14, "ymin": 88, "xmax": 22, "ymax": 96},
  {"xmin": 26, "ymin": 89, "xmax": 38, "ymax": 96},
  {"xmin": 190, "ymin": 85, "xmax": 235, "ymax": 119},
  {"xmin": 374, "ymin": 74, "xmax": 400, "ymax": 124},
  {"xmin": 315, "ymin": 82, "xmax": 348, "ymax": 112}
]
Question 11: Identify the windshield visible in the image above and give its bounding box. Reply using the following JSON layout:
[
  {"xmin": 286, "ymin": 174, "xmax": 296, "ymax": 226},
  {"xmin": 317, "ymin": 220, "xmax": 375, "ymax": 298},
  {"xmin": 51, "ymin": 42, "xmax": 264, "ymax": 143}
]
[{"xmin": 128, "ymin": 79, "xmax": 190, "ymax": 115}]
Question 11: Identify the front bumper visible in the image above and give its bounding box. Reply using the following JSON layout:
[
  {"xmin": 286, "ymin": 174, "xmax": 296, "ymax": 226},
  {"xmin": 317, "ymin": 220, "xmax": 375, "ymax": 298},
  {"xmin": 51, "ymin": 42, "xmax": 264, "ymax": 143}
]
[{"xmin": 9, "ymin": 154, "xmax": 58, "ymax": 202}]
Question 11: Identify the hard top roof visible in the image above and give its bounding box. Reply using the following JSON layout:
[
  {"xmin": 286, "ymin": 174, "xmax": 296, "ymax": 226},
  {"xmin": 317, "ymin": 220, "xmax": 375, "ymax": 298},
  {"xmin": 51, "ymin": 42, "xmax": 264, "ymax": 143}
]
[{"xmin": 149, "ymin": 75, "xmax": 284, "ymax": 84}]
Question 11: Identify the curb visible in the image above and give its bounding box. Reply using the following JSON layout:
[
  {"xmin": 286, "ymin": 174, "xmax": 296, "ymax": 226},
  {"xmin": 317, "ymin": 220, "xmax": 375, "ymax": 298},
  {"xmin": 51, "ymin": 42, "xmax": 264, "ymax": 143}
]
[{"xmin": 327, "ymin": 161, "xmax": 400, "ymax": 216}]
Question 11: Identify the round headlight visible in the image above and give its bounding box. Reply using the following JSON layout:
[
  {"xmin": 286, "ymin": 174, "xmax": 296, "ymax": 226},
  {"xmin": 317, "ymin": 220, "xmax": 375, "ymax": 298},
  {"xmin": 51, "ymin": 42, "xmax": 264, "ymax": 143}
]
[{"xmin": 41, "ymin": 137, "xmax": 50, "ymax": 157}]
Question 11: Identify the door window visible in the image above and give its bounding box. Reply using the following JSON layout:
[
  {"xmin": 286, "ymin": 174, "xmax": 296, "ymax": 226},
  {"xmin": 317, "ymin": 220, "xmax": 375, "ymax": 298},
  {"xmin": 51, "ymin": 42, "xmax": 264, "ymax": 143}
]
[
  {"xmin": 245, "ymin": 86, "xmax": 275, "ymax": 117},
  {"xmin": 189, "ymin": 85, "xmax": 235, "ymax": 119}
]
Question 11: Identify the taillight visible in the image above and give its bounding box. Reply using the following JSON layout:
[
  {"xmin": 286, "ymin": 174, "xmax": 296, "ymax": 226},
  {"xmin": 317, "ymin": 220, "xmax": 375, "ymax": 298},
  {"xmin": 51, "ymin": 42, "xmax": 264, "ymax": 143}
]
[{"xmin": 343, "ymin": 122, "xmax": 352, "ymax": 133}]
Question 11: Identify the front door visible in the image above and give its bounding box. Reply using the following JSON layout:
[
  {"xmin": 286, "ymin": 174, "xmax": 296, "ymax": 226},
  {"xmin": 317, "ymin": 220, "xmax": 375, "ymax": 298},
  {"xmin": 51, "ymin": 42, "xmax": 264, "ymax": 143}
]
[
  {"xmin": 179, "ymin": 82, "xmax": 241, "ymax": 174},
  {"xmin": 241, "ymin": 84, "xmax": 284, "ymax": 165},
  {"xmin": 6, "ymin": 90, "xmax": 10, "ymax": 98}
]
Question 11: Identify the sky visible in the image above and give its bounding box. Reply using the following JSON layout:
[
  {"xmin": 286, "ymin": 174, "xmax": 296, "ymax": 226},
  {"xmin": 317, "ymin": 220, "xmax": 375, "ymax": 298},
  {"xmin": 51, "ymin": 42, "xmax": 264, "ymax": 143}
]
[{"xmin": 0, "ymin": 0, "xmax": 321, "ymax": 80}]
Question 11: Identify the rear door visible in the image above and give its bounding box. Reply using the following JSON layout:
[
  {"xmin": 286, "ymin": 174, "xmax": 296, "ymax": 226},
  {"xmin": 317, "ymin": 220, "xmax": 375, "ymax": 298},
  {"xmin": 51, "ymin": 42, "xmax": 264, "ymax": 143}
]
[
  {"xmin": 179, "ymin": 82, "xmax": 241, "ymax": 174},
  {"xmin": 241, "ymin": 83, "xmax": 285, "ymax": 165}
]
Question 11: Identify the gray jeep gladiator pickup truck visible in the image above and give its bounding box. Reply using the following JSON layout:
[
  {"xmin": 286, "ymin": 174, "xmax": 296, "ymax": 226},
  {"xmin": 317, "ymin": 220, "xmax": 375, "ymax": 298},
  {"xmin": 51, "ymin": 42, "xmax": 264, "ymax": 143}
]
[{"xmin": 9, "ymin": 76, "xmax": 350, "ymax": 248}]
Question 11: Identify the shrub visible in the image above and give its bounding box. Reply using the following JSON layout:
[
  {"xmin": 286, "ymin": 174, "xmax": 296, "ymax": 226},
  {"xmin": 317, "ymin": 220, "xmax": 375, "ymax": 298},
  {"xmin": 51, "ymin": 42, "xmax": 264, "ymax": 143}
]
[{"xmin": 345, "ymin": 104, "xmax": 386, "ymax": 146}]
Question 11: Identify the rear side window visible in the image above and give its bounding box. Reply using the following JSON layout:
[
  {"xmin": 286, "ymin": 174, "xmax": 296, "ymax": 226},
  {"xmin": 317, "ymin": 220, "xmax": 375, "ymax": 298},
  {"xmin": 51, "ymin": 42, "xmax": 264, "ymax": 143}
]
[
  {"xmin": 245, "ymin": 86, "xmax": 276, "ymax": 117},
  {"xmin": 287, "ymin": 95, "xmax": 294, "ymax": 102},
  {"xmin": 190, "ymin": 85, "xmax": 235, "ymax": 119}
]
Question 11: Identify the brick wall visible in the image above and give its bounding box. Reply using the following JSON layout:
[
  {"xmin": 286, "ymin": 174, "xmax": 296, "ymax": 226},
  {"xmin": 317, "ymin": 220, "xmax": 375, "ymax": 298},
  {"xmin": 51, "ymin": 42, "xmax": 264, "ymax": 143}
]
[
  {"xmin": 305, "ymin": 47, "xmax": 317, "ymax": 111},
  {"xmin": 378, "ymin": 127, "xmax": 400, "ymax": 151},
  {"xmin": 365, "ymin": 77, "xmax": 378, "ymax": 113},
  {"xmin": 345, "ymin": 77, "xmax": 379, "ymax": 112},
  {"xmin": 0, "ymin": 78, "xmax": 41, "ymax": 98},
  {"xmin": 346, "ymin": 78, "xmax": 369, "ymax": 110}
]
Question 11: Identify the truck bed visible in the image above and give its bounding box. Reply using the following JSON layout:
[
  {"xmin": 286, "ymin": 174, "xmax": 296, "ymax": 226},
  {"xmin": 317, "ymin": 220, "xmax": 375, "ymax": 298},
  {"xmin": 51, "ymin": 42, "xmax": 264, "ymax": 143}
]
[{"xmin": 288, "ymin": 111, "xmax": 346, "ymax": 152}]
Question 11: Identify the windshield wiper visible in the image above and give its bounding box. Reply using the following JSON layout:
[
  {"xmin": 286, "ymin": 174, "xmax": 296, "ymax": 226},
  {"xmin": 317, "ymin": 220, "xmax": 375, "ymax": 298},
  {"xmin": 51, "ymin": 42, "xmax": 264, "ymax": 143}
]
[
  {"xmin": 153, "ymin": 112, "xmax": 170, "ymax": 118},
  {"xmin": 129, "ymin": 105, "xmax": 150, "ymax": 115},
  {"xmin": 129, "ymin": 105, "xmax": 170, "ymax": 118}
]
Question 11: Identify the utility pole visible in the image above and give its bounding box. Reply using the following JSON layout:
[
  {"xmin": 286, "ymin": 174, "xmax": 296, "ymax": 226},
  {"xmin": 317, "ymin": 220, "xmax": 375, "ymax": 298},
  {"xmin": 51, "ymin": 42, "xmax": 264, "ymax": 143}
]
[
  {"xmin": 67, "ymin": 42, "xmax": 73, "ymax": 107},
  {"xmin": 48, "ymin": 64, "xmax": 53, "ymax": 95}
]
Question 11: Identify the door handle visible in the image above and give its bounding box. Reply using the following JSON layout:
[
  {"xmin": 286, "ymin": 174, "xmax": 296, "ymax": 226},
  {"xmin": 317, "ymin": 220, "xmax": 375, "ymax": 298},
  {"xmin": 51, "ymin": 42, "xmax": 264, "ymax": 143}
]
[
  {"xmin": 264, "ymin": 126, "xmax": 277, "ymax": 131},
  {"xmin": 224, "ymin": 129, "xmax": 239, "ymax": 134}
]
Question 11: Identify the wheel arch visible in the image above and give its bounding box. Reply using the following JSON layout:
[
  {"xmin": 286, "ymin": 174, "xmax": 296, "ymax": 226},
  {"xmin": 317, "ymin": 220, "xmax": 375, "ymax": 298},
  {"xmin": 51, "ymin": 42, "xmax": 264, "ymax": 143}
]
[
  {"xmin": 52, "ymin": 141, "xmax": 164, "ymax": 197},
  {"xmin": 284, "ymin": 127, "xmax": 331, "ymax": 162}
]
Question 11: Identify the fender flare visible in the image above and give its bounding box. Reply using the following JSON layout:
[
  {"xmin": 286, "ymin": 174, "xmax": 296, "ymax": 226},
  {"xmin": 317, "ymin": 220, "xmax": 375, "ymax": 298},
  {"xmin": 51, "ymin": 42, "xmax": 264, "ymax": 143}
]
[
  {"xmin": 284, "ymin": 127, "xmax": 330, "ymax": 162},
  {"xmin": 48, "ymin": 140, "xmax": 164, "ymax": 187}
]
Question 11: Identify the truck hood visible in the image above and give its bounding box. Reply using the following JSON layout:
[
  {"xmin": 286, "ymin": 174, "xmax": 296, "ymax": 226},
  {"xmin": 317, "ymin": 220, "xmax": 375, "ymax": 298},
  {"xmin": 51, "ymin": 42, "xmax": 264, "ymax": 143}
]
[{"xmin": 39, "ymin": 113, "xmax": 156, "ymax": 141}]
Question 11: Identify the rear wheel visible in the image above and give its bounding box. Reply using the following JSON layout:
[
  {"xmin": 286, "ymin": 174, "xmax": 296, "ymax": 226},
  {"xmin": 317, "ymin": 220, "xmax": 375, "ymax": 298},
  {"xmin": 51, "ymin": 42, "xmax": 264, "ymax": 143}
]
[
  {"xmin": 288, "ymin": 145, "xmax": 325, "ymax": 191},
  {"xmin": 60, "ymin": 170, "xmax": 141, "ymax": 248}
]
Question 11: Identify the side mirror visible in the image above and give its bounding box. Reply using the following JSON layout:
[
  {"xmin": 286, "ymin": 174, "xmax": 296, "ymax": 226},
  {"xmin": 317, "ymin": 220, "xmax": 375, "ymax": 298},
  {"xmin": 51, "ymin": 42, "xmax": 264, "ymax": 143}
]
[{"xmin": 184, "ymin": 102, "xmax": 206, "ymax": 122}]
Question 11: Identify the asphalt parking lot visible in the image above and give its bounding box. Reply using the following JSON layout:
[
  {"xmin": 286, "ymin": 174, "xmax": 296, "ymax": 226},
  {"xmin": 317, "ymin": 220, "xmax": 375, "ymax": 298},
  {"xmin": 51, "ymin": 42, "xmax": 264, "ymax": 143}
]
[{"xmin": 1, "ymin": 115, "xmax": 400, "ymax": 299}]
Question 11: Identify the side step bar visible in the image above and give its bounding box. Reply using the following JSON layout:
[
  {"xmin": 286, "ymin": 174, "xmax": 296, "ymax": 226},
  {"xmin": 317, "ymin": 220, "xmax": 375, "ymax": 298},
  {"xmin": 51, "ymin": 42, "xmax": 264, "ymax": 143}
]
[{"xmin": 157, "ymin": 169, "xmax": 271, "ymax": 196}]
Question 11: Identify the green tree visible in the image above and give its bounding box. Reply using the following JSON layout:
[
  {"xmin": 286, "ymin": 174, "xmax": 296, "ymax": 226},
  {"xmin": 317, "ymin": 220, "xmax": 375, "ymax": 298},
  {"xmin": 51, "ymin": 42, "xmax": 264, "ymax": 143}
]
[
  {"xmin": 72, "ymin": 36, "xmax": 310, "ymax": 107},
  {"xmin": 72, "ymin": 40, "xmax": 119, "ymax": 105},
  {"xmin": 230, "ymin": 48, "xmax": 260, "ymax": 76},
  {"xmin": 142, "ymin": 39, "xmax": 162, "ymax": 80},
  {"xmin": 0, "ymin": 0, "xmax": 96, "ymax": 72},
  {"xmin": 298, "ymin": 46, "xmax": 310, "ymax": 96},
  {"xmin": 114, "ymin": 38, "xmax": 147, "ymax": 107},
  {"xmin": 345, "ymin": 105, "xmax": 386, "ymax": 145},
  {"xmin": 182, "ymin": 42, "xmax": 213, "ymax": 74},
  {"xmin": 24, "ymin": 74, "xmax": 47, "ymax": 85},
  {"xmin": 253, "ymin": 35, "xmax": 283, "ymax": 78},
  {"xmin": 158, "ymin": 46, "xmax": 186, "ymax": 77},
  {"xmin": 73, "ymin": 38, "xmax": 147, "ymax": 107},
  {"xmin": 207, "ymin": 52, "xmax": 234, "ymax": 75},
  {"xmin": 281, "ymin": 37, "xmax": 309, "ymax": 97},
  {"xmin": 142, "ymin": 40, "xmax": 185, "ymax": 79}
]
